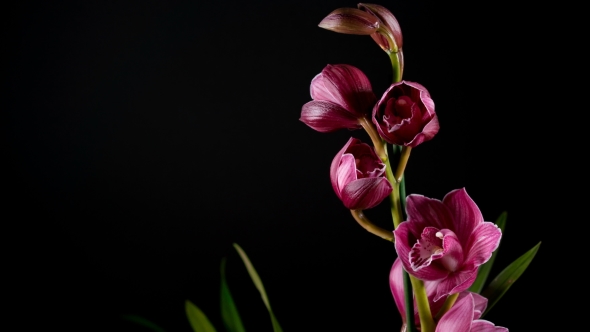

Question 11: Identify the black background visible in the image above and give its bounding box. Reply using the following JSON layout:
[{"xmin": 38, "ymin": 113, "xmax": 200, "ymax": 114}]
[{"xmin": 5, "ymin": 1, "xmax": 559, "ymax": 331}]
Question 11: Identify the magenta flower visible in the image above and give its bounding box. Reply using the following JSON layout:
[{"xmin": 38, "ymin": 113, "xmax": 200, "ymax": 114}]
[
  {"xmin": 357, "ymin": 3, "xmax": 403, "ymax": 53},
  {"xmin": 372, "ymin": 80, "xmax": 439, "ymax": 147},
  {"xmin": 389, "ymin": 258, "xmax": 508, "ymax": 331},
  {"xmin": 393, "ymin": 188, "xmax": 502, "ymax": 301},
  {"xmin": 437, "ymin": 292, "xmax": 508, "ymax": 332},
  {"xmin": 330, "ymin": 137, "xmax": 392, "ymax": 210},
  {"xmin": 318, "ymin": 3, "xmax": 403, "ymax": 54},
  {"xmin": 300, "ymin": 64, "xmax": 377, "ymax": 133}
]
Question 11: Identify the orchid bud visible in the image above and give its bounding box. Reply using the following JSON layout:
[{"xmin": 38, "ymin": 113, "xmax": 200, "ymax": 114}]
[
  {"xmin": 318, "ymin": 8, "xmax": 379, "ymax": 35},
  {"xmin": 330, "ymin": 137, "xmax": 392, "ymax": 210},
  {"xmin": 358, "ymin": 3, "xmax": 403, "ymax": 53}
]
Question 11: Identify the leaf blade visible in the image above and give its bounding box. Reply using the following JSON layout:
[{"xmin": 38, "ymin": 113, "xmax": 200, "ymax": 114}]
[
  {"xmin": 220, "ymin": 257, "xmax": 247, "ymax": 332},
  {"xmin": 120, "ymin": 314, "xmax": 167, "ymax": 332},
  {"xmin": 233, "ymin": 243, "xmax": 283, "ymax": 332},
  {"xmin": 185, "ymin": 300, "xmax": 218, "ymax": 332},
  {"xmin": 481, "ymin": 241, "xmax": 541, "ymax": 317},
  {"xmin": 468, "ymin": 211, "xmax": 507, "ymax": 293}
]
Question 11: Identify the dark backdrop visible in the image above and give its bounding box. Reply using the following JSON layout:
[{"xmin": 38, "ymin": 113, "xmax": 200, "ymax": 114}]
[{"xmin": 5, "ymin": 1, "xmax": 556, "ymax": 331}]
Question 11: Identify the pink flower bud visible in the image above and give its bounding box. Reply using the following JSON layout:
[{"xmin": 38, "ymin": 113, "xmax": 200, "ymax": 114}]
[{"xmin": 330, "ymin": 137, "xmax": 392, "ymax": 210}]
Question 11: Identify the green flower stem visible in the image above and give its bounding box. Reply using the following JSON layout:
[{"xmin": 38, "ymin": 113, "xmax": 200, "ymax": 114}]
[
  {"xmin": 402, "ymin": 268, "xmax": 416, "ymax": 332},
  {"xmin": 350, "ymin": 209, "xmax": 394, "ymax": 242},
  {"xmin": 409, "ymin": 275, "xmax": 436, "ymax": 332},
  {"xmin": 394, "ymin": 146, "xmax": 412, "ymax": 183},
  {"xmin": 385, "ymin": 161, "xmax": 403, "ymax": 229},
  {"xmin": 388, "ymin": 51, "xmax": 403, "ymax": 84},
  {"xmin": 434, "ymin": 293, "xmax": 459, "ymax": 321},
  {"xmin": 359, "ymin": 117, "xmax": 387, "ymax": 161}
]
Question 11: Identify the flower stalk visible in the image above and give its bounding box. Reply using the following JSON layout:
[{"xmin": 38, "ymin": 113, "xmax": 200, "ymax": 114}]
[
  {"xmin": 409, "ymin": 276, "xmax": 436, "ymax": 332},
  {"xmin": 350, "ymin": 209, "xmax": 393, "ymax": 242}
]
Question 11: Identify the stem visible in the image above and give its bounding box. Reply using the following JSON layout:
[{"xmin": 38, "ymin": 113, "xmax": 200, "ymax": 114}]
[
  {"xmin": 394, "ymin": 146, "xmax": 412, "ymax": 183},
  {"xmin": 359, "ymin": 117, "xmax": 387, "ymax": 161},
  {"xmin": 384, "ymin": 160, "xmax": 403, "ymax": 229},
  {"xmin": 388, "ymin": 51, "xmax": 403, "ymax": 83},
  {"xmin": 350, "ymin": 210, "xmax": 393, "ymax": 242},
  {"xmin": 434, "ymin": 293, "xmax": 459, "ymax": 321},
  {"xmin": 403, "ymin": 269, "xmax": 416, "ymax": 332},
  {"xmin": 409, "ymin": 275, "xmax": 436, "ymax": 332}
]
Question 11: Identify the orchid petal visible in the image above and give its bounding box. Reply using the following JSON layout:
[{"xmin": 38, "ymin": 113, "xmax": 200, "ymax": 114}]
[
  {"xmin": 409, "ymin": 226, "xmax": 444, "ymax": 271},
  {"xmin": 300, "ymin": 100, "xmax": 361, "ymax": 132},
  {"xmin": 320, "ymin": 64, "xmax": 376, "ymax": 117},
  {"xmin": 438, "ymin": 229, "xmax": 464, "ymax": 273},
  {"xmin": 330, "ymin": 138, "xmax": 357, "ymax": 196},
  {"xmin": 335, "ymin": 154, "xmax": 358, "ymax": 199},
  {"xmin": 358, "ymin": 3, "xmax": 403, "ymax": 49},
  {"xmin": 341, "ymin": 177, "xmax": 392, "ymax": 210},
  {"xmin": 434, "ymin": 268, "xmax": 478, "ymax": 302},
  {"xmin": 407, "ymin": 115, "xmax": 439, "ymax": 148},
  {"xmin": 464, "ymin": 222, "xmax": 502, "ymax": 267},
  {"xmin": 435, "ymin": 293, "xmax": 474, "ymax": 332},
  {"xmin": 406, "ymin": 194, "xmax": 455, "ymax": 231},
  {"xmin": 389, "ymin": 258, "xmax": 407, "ymax": 321},
  {"xmin": 471, "ymin": 292, "xmax": 488, "ymax": 320},
  {"xmin": 395, "ymin": 222, "xmax": 449, "ymax": 281},
  {"xmin": 318, "ymin": 8, "xmax": 379, "ymax": 35},
  {"xmin": 471, "ymin": 320, "xmax": 508, "ymax": 332},
  {"xmin": 442, "ymin": 188, "xmax": 485, "ymax": 245}
]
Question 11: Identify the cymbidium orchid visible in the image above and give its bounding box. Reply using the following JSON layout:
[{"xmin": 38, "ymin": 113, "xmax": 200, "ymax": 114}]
[
  {"xmin": 372, "ymin": 80, "xmax": 439, "ymax": 147},
  {"xmin": 330, "ymin": 137, "xmax": 392, "ymax": 210},
  {"xmin": 389, "ymin": 258, "xmax": 508, "ymax": 332},
  {"xmin": 394, "ymin": 188, "xmax": 502, "ymax": 302},
  {"xmin": 300, "ymin": 64, "xmax": 376, "ymax": 133}
]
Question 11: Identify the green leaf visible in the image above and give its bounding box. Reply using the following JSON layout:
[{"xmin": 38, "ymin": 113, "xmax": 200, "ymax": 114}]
[
  {"xmin": 185, "ymin": 300, "xmax": 218, "ymax": 332},
  {"xmin": 120, "ymin": 314, "xmax": 167, "ymax": 332},
  {"xmin": 468, "ymin": 211, "xmax": 508, "ymax": 293},
  {"xmin": 481, "ymin": 241, "xmax": 541, "ymax": 317},
  {"xmin": 233, "ymin": 243, "xmax": 284, "ymax": 332},
  {"xmin": 220, "ymin": 257, "xmax": 247, "ymax": 332}
]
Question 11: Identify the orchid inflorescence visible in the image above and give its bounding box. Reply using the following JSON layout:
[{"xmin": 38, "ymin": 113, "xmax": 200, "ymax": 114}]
[{"xmin": 300, "ymin": 3, "xmax": 541, "ymax": 332}]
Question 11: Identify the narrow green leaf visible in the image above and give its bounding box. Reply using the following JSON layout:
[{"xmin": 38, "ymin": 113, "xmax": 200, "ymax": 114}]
[
  {"xmin": 185, "ymin": 300, "xmax": 218, "ymax": 332},
  {"xmin": 468, "ymin": 211, "xmax": 508, "ymax": 293},
  {"xmin": 121, "ymin": 314, "xmax": 167, "ymax": 332},
  {"xmin": 220, "ymin": 257, "xmax": 247, "ymax": 332},
  {"xmin": 233, "ymin": 243, "xmax": 284, "ymax": 332},
  {"xmin": 481, "ymin": 241, "xmax": 541, "ymax": 317}
]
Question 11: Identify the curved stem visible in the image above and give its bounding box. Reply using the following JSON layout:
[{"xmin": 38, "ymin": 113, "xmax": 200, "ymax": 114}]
[
  {"xmin": 388, "ymin": 50, "xmax": 403, "ymax": 83},
  {"xmin": 350, "ymin": 210, "xmax": 393, "ymax": 242},
  {"xmin": 359, "ymin": 117, "xmax": 387, "ymax": 161},
  {"xmin": 394, "ymin": 146, "xmax": 412, "ymax": 183}
]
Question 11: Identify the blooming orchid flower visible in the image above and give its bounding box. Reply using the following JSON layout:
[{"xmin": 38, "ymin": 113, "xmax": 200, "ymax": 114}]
[
  {"xmin": 389, "ymin": 258, "xmax": 508, "ymax": 331},
  {"xmin": 372, "ymin": 80, "xmax": 439, "ymax": 147},
  {"xmin": 330, "ymin": 137, "xmax": 392, "ymax": 210},
  {"xmin": 394, "ymin": 188, "xmax": 502, "ymax": 301},
  {"xmin": 300, "ymin": 64, "xmax": 377, "ymax": 133}
]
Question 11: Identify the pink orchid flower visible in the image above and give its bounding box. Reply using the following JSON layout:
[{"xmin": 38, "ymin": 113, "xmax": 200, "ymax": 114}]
[
  {"xmin": 393, "ymin": 188, "xmax": 502, "ymax": 301},
  {"xmin": 330, "ymin": 137, "xmax": 392, "ymax": 210},
  {"xmin": 300, "ymin": 64, "xmax": 376, "ymax": 133},
  {"xmin": 372, "ymin": 80, "xmax": 439, "ymax": 147},
  {"xmin": 390, "ymin": 258, "xmax": 508, "ymax": 331}
]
